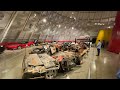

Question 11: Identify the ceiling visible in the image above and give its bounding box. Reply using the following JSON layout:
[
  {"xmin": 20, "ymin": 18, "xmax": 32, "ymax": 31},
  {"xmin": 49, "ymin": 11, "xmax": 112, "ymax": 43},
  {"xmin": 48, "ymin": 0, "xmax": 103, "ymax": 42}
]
[
  {"xmin": 0, "ymin": 11, "xmax": 117, "ymax": 42},
  {"xmin": 35, "ymin": 11, "xmax": 117, "ymax": 30}
]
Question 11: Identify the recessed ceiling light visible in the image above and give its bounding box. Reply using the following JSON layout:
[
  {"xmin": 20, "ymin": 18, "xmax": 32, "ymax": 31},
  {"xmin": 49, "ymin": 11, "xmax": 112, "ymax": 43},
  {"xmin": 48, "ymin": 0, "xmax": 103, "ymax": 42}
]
[
  {"xmin": 34, "ymin": 14, "xmax": 36, "ymax": 17},
  {"xmin": 58, "ymin": 25, "xmax": 61, "ymax": 28},
  {"xmin": 42, "ymin": 18, "xmax": 47, "ymax": 23},
  {"xmin": 74, "ymin": 17, "xmax": 76, "ymax": 20},
  {"xmin": 72, "ymin": 27, "xmax": 74, "ymax": 29},
  {"xmin": 98, "ymin": 23, "xmax": 100, "ymax": 25},
  {"xmin": 94, "ymin": 23, "xmax": 97, "ymax": 25}
]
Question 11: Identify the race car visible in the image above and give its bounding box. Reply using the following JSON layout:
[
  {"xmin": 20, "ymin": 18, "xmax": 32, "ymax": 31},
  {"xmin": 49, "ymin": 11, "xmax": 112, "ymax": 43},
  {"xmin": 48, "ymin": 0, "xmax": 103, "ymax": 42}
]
[
  {"xmin": 0, "ymin": 42, "xmax": 18, "ymax": 47},
  {"xmin": 18, "ymin": 41, "xmax": 35, "ymax": 47},
  {"xmin": 5, "ymin": 41, "xmax": 35, "ymax": 50}
]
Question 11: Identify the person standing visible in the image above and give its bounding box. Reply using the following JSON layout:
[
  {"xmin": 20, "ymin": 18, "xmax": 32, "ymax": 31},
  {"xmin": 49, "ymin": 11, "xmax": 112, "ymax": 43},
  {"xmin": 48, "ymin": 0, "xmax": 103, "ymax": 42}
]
[
  {"xmin": 96, "ymin": 40, "xmax": 102, "ymax": 56},
  {"xmin": 34, "ymin": 39, "xmax": 38, "ymax": 46},
  {"xmin": 101, "ymin": 40, "xmax": 105, "ymax": 48},
  {"xmin": 89, "ymin": 38, "xmax": 91, "ymax": 48}
]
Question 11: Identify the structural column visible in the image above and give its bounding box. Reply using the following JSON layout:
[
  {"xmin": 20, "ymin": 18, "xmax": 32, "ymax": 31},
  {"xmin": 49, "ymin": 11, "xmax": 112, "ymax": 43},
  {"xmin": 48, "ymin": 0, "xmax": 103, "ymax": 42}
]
[{"xmin": 108, "ymin": 11, "xmax": 120, "ymax": 54}]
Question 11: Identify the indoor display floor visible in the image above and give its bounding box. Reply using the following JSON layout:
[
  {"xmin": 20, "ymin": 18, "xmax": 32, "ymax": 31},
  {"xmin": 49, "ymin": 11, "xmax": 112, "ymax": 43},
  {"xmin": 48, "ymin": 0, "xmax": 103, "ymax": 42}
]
[
  {"xmin": 90, "ymin": 48, "xmax": 120, "ymax": 79},
  {"xmin": 0, "ymin": 47, "xmax": 119, "ymax": 79}
]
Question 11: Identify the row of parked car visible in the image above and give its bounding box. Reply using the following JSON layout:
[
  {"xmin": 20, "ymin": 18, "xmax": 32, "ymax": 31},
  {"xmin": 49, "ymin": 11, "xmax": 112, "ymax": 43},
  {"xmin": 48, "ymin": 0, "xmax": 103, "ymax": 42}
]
[
  {"xmin": 22, "ymin": 41, "xmax": 89, "ymax": 79},
  {"xmin": 0, "ymin": 41, "xmax": 35, "ymax": 54}
]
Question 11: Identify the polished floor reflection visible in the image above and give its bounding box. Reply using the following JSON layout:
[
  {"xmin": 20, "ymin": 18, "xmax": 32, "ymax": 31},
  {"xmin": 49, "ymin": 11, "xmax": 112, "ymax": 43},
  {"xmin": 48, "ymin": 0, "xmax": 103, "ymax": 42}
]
[
  {"xmin": 0, "ymin": 47, "xmax": 33, "ymax": 79},
  {"xmin": 90, "ymin": 48, "xmax": 120, "ymax": 79}
]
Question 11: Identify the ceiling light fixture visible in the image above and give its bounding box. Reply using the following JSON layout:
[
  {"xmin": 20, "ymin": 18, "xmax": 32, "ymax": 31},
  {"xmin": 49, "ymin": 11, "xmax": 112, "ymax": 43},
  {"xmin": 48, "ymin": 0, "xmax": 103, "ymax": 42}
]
[
  {"xmin": 94, "ymin": 23, "xmax": 97, "ymax": 25},
  {"xmin": 74, "ymin": 17, "xmax": 76, "ymax": 20},
  {"xmin": 42, "ymin": 18, "xmax": 47, "ymax": 23},
  {"xmin": 72, "ymin": 27, "xmax": 74, "ymax": 29},
  {"xmin": 58, "ymin": 25, "xmax": 61, "ymax": 28},
  {"xmin": 34, "ymin": 14, "xmax": 36, "ymax": 17},
  {"xmin": 70, "ymin": 16, "xmax": 72, "ymax": 18}
]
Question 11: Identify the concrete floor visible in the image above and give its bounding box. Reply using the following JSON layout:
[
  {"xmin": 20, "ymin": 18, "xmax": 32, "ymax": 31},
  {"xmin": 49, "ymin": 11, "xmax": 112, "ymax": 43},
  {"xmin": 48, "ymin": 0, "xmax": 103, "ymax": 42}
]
[
  {"xmin": 0, "ymin": 47, "xmax": 119, "ymax": 79},
  {"xmin": 0, "ymin": 47, "xmax": 34, "ymax": 79},
  {"xmin": 90, "ymin": 48, "xmax": 120, "ymax": 79},
  {"xmin": 55, "ymin": 51, "xmax": 91, "ymax": 79},
  {"xmin": 56, "ymin": 47, "xmax": 120, "ymax": 79}
]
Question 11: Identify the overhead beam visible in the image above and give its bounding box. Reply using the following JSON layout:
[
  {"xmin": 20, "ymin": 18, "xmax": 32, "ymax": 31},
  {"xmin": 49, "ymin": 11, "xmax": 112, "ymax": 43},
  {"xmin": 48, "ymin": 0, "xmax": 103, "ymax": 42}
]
[
  {"xmin": 0, "ymin": 11, "xmax": 18, "ymax": 43},
  {"xmin": 15, "ymin": 11, "xmax": 32, "ymax": 42}
]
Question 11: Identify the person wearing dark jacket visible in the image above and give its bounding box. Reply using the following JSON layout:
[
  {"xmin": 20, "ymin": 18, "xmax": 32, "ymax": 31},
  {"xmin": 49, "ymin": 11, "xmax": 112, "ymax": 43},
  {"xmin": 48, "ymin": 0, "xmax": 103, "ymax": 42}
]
[{"xmin": 102, "ymin": 40, "xmax": 105, "ymax": 48}]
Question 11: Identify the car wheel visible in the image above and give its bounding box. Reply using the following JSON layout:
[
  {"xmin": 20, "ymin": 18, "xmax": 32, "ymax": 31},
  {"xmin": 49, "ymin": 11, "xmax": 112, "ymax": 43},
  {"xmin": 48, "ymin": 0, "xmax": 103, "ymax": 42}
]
[
  {"xmin": 17, "ymin": 46, "xmax": 21, "ymax": 49},
  {"xmin": 45, "ymin": 70, "xmax": 57, "ymax": 79},
  {"xmin": 56, "ymin": 48, "xmax": 59, "ymax": 52},
  {"xmin": 73, "ymin": 56, "xmax": 80, "ymax": 65},
  {"xmin": 30, "ymin": 44, "xmax": 34, "ymax": 47}
]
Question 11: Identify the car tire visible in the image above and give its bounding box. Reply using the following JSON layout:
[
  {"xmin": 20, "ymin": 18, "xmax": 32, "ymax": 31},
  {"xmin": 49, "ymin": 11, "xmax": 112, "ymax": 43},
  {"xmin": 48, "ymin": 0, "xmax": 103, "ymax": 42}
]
[
  {"xmin": 30, "ymin": 45, "xmax": 33, "ymax": 47},
  {"xmin": 56, "ymin": 48, "xmax": 59, "ymax": 52},
  {"xmin": 30, "ymin": 44, "xmax": 34, "ymax": 47},
  {"xmin": 45, "ymin": 70, "xmax": 57, "ymax": 79},
  {"xmin": 17, "ymin": 46, "xmax": 21, "ymax": 50}
]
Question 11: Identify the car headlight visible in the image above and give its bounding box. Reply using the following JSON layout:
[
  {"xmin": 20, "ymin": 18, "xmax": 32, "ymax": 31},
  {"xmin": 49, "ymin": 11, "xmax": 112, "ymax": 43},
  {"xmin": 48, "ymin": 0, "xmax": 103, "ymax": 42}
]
[{"xmin": 0, "ymin": 45, "xmax": 3, "ymax": 47}]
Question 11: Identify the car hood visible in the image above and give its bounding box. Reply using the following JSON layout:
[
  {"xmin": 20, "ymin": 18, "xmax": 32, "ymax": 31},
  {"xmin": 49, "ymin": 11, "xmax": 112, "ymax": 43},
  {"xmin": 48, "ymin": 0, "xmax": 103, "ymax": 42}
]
[{"xmin": 6, "ymin": 44, "xmax": 20, "ymax": 47}]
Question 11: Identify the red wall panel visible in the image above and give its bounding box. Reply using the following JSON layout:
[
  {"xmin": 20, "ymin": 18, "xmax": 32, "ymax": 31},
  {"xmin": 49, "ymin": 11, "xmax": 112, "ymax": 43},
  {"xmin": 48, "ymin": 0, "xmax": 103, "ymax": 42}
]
[{"xmin": 108, "ymin": 11, "xmax": 120, "ymax": 54}]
